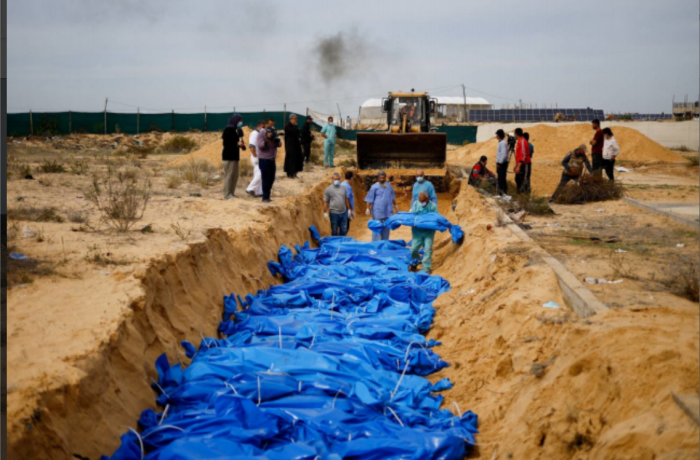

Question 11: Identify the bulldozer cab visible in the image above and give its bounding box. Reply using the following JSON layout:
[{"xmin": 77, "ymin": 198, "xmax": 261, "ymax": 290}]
[{"xmin": 357, "ymin": 91, "xmax": 445, "ymax": 170}]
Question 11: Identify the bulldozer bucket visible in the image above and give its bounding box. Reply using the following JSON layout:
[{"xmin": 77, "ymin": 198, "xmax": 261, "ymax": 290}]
[{"xmin": 356, "ymin": 133, "xmax": 447, "ymax": 170}]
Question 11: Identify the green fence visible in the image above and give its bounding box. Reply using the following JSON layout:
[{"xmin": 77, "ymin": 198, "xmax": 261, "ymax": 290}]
[
  {"xmin": 7, "ymin": 111, "xmax": 303, "ymax": 137},
  {"xmin": 336, "ymin": 125, "xmax": 477, "ymax": 145},
  {"xmin": 8, "ymin": 111, "xmax": 479, "ymax": 145}
]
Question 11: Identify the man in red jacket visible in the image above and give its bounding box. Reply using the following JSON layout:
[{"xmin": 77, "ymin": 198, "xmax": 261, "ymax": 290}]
[{"xmin": 513, "ymin": 127, "xmax": 531, "ymax": 194}]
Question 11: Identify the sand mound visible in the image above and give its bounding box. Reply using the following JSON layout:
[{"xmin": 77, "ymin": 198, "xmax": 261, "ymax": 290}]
[
  {"xmin": 167, "ymin": 127, "xmax": 253, "ymax": 168},
  {"xmin": 451, "ymin": 124, "xmax": 686, "ymax": 165}
]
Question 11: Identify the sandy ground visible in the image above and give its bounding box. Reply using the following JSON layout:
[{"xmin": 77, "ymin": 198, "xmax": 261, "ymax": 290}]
[{"xmin": 6, "ymin": 130, "xmax": 700, "ymax": 459}]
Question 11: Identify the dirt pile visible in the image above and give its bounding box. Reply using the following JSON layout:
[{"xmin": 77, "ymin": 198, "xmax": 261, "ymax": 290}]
[
  {"xmin": 167, "ymin": 127, "xmax": 255, "ymax": 169},
  {"xmin": 451, "ymin": 124, "xmax": 686, "ymax": 165},
  {"xmin": 9, "ymin": 131, "xmax": 220, "ymax": 153},
  {"xmin": 427, "ymin": 185, "xmax": 699, "ymax": 459}
]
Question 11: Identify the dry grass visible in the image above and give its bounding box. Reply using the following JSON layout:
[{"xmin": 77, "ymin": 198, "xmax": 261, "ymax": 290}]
[
  {"xmin": 85, "ymin": 168, "xmax": 152, "ymax": 232},
  {"xmin": 7, "ymin": 250, "xmax": 57, "ymax": 287},
  {"xmin": 179, "ymin": 159, "xmax": 215, "ymax": 186},
  {"xmin": 663, "ymin": 255, "xmax": 699, "ymax": 302},
  {"xmin": 163, "ymin": 135, "xmax": 197, "ymax": 153},
  {"xmin": 515, "ymin": 193, "xmax": 553, "ymax": 215},
  {"xmin": 68, "ymin": 158, "xmax": 90, "ymax": 176},
  {"xmin": 553, "ymin": 174, "xmax": 625, "ymax": 205},
  {"xmin": 67, "ymin": 210, "xmax": 88, "ymax": 223},
  {"xmin": 84, "ymin": 245, "xmax": 132, "ymax": 266},
  {"xmin": 39, "ymin": 160, "xmax": 66, "ymax": 173},
  {"xmin": 171, "ymin": 222, "xmax": 192, "ymax": 241},
  {"xmin": 165, "ymin": 173, "xmax": 183, "ymax": 189},
  {"xmin": 7, "ymin": 206, "xmax": 64, "ymax": 223}
]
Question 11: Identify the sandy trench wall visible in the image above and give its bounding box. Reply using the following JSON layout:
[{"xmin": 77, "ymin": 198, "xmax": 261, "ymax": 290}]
[{"xmin": 8, "ymin": 184, "xmax": 330, "ymax": 460}]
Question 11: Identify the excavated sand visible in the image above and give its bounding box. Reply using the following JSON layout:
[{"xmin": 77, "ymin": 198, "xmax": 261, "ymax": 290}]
[
  {"xmin": 167, "ymin": 127, "xmax": 254, "ymax": 169},
  {"xmin": 449, "ymin": 124, "xmax": 689, "ymax": 195},
  {"xmin": 451, "ymin": 124, "xmax": 687, "ymax": 165}
]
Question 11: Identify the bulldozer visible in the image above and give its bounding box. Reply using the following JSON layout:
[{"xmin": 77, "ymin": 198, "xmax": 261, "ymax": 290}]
[{"xmin": 356, "ymin": 91, "xmax": 449, "ymax": 191}]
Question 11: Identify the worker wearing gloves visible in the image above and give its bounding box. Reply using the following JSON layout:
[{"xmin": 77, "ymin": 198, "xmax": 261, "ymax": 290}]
[
  {"xmin": 341, "ymin": 171, "xmax": 355, "ymax": 230},
  {"xmin": 320, "ymin": 116, "xmax": 337, "ymax": 168},
  {"xmin": 323, "ymin": 172, "xmax": 350, "ymax": 236},
  {"xmin": 409, "ymin": 191, "xmax": 438, "ymax": 275},
  {"xmin": 411, "ymin": 169, "xmax": 438, "ymax": 205},
  {"xmin": 365, "ymin": 171, "xmax": 398, "ymax": 241},
  {"xmin": 549, "ymin": 144, "xmax": 593, "ymax": 202}
]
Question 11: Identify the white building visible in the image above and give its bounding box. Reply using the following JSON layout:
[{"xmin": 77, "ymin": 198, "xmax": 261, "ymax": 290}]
[{"xmin": 358, "ymin": 96, "xmax": 491, "ymax": 125}]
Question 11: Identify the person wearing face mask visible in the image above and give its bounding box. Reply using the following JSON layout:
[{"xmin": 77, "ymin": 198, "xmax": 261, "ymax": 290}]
[
  {"xmin": 364, "ymin": 171, "xmax": 398, "ymax": 241},
  {"xmin": 320, "ymin": 116, "xmax": 337, "ymax": 168},
  {"xmin": 341, "ymin": 171, "xmax": 355, "ymax": 230},
  {"xmin": 411, "ymin": 169, "xmax": 438, "ymax": 206},
  {"xmin": 221, "ymin": 114, "xmax": 246, "ymax": 200},
  {"xmin": 323, "ymin": 172, "xmax": 351, "ymax": 236},
  {"xmin": 409, "ymin": 191, "xmax": 438, "ymax": 274},
  {"xmin": 283, "ymin": 114, "xmax": 304, "ymax": 179},
  {"xmin": 256, "ymin": 119, "xmax": 282, "ymax": 203}
]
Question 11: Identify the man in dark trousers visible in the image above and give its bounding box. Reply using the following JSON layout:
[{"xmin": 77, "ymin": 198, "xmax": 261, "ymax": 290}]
[
  {"xmin": 495, "ymin": 129, "xmax": 509, "ymax": 195},
  {"xmin": 283, "ymin": 114, "xmax": 303, "ymax": 178},
  {"xmin": 256, "ymin": 119, "xmax": 282, "ymax": 203},
  {"xmin": 590, "ymin": 118, "xmax": 604, "ymax": 176},
  {"xmin": 550, "ymin": 144, "xmax": 593, "ymax": 202},
  {"xmin": 524, "ymin": 132, "xmax": 534, "ymax": 193},
  {"xmin": 513, "ymin": 128, "xmax": 531, "ymax": 194},
  {"xmin": 300, "ymin": 116, "xmax": 315, "ymax": 164}
]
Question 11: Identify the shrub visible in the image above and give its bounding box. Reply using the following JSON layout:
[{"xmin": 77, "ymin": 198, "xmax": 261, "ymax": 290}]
[
  {"xmin": 69, "ymin": 158, "xmax": 90, "ymax": 175},
  {"xmin": 68, "ymin": 210, "xmax": 88, "ymax": 223},
  {"xmin": 147, "ymin": 123, "xmax": 164, "ymax": 133},
  {"xmin": 553, "ymin": 174, "xmax": 624, "ymax": 205},
  {"xmin": 7, "ymin": 206, "xmax": 64, "ymax": 223},
  {"xmin": 165, "ymin": 173, "xmax": 183, "ymax": 189},
  {"xmin": 179, "ymin": 159, "xmax": 215, "ymax": 186},
  {"xmin": 664, "ymin": 256, "xmax": 699, "ymax": 302},
  {"xmin": 163, "ymin": 135, "xmax": 197, "ymax": 153},
  {"xmin": 515, "ymin": 194, "xmax": 553, "ymax": 215},
  {"xmin": 86, "ymin": 168, "xmax": 152, "ymax": 232},
  {"xmin": 39, "ymin": 160, "xmax": 66, "ymax": 173}
]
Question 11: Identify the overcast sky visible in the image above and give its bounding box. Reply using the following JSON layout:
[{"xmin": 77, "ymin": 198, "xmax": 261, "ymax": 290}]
[{"xmin": 7, "ymin": 0, "xmax": 699, "ymax": 116}]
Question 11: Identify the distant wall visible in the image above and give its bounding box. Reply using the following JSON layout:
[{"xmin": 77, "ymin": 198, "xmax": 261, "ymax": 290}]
[
  {"xmin": 7, "ymin": 111, "xmax": 305, "ymax": 137},
  {"xmin": 476, "ymin": 120, "xmax": 699, "ymax": 151}
]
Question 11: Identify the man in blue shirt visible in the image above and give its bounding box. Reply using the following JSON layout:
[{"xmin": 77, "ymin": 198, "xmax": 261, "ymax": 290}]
[
  {"xmin": 341, "ymin": 171, "xmax": 355, "ymax": 230},
  {"xmin": 364, "ymin": 171, "xmax": 397, "ymax": 241},
  {"xmin": 320, "ymin": 116, "xmax": 337, "ymax": 168},
  {"xmin": 411, "ymin": 169, "xmax": 438, "ymax": 205},
  {"xmin": 409, "ymin": 191, "xmax": 438, "ymax": 274}
]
